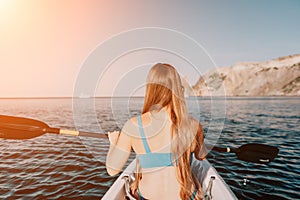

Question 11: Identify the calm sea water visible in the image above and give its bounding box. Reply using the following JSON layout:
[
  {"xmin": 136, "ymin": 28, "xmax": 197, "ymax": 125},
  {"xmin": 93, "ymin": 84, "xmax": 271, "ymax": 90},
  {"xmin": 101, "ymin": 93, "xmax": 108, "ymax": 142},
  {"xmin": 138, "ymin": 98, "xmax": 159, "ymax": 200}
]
[{"xmin": 0, "ymin": 97, "xmax": 299, "ymax": 200}]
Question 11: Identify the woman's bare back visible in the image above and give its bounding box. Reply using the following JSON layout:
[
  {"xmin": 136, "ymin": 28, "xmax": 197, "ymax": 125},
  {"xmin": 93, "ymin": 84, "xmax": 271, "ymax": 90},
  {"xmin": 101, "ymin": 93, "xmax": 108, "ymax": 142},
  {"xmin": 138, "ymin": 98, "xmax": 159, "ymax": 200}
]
[{"xmin": 124, "ymin": 108, "xmax": 181, "ymax": 199}]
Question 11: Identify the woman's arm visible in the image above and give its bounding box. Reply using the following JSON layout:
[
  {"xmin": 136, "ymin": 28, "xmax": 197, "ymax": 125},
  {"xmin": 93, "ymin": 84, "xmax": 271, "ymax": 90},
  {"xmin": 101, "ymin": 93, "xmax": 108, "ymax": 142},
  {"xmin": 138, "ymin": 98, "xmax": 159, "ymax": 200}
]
[
  {"xmin": 106, "ymin": 129, "xmax": 132, "ymax": 176},
  {"xmin": 192, "ymin": 119, "xmax": 207, "ymax": 160}
]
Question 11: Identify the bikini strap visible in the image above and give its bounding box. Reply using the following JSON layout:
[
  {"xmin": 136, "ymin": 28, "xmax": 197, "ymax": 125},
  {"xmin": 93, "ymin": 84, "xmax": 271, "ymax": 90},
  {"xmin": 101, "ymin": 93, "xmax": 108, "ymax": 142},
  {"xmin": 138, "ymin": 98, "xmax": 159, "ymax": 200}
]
[{"xmin": 137, "ymin": 115, "xmax": 151, "ymax": 153}]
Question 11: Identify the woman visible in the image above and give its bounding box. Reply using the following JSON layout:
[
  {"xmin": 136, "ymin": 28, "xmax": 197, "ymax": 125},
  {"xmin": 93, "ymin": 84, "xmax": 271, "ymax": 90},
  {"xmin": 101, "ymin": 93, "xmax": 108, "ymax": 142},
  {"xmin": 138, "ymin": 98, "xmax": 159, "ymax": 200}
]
[{"xmin": 106, "ymin": 63, "xmax": 207, "ymax": 200}]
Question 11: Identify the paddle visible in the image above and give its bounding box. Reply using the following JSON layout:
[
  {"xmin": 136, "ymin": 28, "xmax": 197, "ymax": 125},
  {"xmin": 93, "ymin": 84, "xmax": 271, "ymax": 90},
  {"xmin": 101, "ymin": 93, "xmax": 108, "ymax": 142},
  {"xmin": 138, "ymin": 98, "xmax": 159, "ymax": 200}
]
[
  {"xmin": 0, "ymin": 114, "xmax": 108, "ymax": 139},
  {"xmin": 0, "ymin": 115, "xmax": 278, "ymax": 164},
  {"xmin": 211, "ymin": 144, "xmax": 279, "ymax": 164}
]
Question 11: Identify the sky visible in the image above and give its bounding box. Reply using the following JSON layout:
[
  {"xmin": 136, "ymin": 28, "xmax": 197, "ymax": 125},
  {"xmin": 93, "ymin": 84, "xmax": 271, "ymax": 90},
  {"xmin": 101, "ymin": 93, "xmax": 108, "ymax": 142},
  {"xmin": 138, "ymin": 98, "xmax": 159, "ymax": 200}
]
[{"xmin": 0, "ymin": 0, "xmax": 299, "ymax": 97}]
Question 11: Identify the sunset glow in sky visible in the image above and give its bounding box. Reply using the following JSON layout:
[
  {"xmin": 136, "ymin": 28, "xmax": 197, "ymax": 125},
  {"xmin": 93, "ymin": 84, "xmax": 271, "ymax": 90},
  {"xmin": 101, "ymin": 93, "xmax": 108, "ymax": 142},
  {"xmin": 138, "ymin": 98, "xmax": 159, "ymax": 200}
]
[{"xmin": 0, "ymin": 0, "xmax": 299, "ymax": 97}]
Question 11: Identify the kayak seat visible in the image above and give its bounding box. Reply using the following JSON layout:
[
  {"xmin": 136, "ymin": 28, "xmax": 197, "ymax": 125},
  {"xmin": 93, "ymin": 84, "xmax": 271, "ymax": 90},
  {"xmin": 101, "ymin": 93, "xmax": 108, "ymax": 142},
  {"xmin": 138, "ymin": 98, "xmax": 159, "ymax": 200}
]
[{"xmin": 136, "ymin": 115, "xmax": 174, "ymax": 168}]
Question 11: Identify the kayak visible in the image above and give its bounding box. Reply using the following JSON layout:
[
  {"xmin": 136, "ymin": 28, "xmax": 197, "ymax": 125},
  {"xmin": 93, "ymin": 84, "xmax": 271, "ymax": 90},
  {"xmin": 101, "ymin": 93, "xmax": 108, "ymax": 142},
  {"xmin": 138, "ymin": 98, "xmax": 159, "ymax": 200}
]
[{"xmin": 102, "ymin": 155, "xmax": 237, "ymax": 200}]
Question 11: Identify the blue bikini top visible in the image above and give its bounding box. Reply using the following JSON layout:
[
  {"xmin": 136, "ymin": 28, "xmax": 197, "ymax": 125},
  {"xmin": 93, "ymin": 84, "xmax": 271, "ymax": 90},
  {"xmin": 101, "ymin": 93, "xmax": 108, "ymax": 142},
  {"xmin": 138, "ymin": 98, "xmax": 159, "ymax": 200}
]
[{"xmin": 136, "ymin": 115, "xmax": 174, "ymax": 168}]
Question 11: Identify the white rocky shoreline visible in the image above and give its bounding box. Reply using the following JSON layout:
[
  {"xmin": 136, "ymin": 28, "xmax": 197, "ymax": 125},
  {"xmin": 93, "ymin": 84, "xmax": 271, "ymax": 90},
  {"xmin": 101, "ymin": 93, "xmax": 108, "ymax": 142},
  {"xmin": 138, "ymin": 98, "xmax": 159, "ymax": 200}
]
[{"xmin": 184, "ymin": 54, "xmax": 300, "ymax": 97}]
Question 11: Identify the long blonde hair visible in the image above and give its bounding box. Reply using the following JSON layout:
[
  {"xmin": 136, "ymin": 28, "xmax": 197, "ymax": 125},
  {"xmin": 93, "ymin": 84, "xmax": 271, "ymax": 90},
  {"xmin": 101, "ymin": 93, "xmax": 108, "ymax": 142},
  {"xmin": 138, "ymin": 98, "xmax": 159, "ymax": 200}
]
[{"xmin": 133, "ymin": 63, "xmax": 203, "ymax": 199}]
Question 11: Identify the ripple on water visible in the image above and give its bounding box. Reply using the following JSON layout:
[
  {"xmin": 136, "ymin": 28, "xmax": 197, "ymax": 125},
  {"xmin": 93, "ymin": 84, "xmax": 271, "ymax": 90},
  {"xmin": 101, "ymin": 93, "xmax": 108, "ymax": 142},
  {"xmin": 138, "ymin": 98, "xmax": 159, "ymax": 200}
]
[{"xmin": 0, "ymin": 97, "xmax": 299, "ymax": 199}]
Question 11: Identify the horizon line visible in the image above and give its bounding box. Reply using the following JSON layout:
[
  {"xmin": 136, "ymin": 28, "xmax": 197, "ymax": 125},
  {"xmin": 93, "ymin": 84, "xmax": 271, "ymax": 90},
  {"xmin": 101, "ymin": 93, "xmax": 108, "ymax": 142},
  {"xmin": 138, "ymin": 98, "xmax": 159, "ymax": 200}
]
[
  {"xmin": 0, "ymin": 95, "xmax": 299, "ymax": 100},
  {"xmin": 0, "ymin": 96, "xmax": 145, "ymax": 99}
]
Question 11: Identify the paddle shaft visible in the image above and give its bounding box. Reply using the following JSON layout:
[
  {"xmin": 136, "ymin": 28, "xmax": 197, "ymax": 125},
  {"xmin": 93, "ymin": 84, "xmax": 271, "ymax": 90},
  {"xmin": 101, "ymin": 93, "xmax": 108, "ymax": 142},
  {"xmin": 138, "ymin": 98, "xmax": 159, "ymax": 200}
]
[
  {"xmin": 57, "ymin": 128, "xmax": 108, "ymax": 139},
  {"xmin": 44, "ymin": 130, "xmax": 276, "ymax": 164},
  {"xmin": 58, "ymin": 131, "xmax": 278, "ymax": 164},
  {"xmin": 212, "ymin": 146, "xmax": 238, "ymax": 153},
  {"xmin": 44, "ymin": 127, "xmax": 108, "ymax": 139},
  {"xmin": 0, "ymin": 114, "xmax": 278, "ymax": 164},
  {"xmin": 0, "ymin": 114, "xmax": 109, "ymax": 139}
]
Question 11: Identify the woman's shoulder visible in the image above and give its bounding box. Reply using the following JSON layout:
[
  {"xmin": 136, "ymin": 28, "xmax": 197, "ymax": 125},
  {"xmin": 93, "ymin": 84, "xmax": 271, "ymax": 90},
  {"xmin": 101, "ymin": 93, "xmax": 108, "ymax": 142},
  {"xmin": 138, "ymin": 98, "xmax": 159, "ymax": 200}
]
[
  {"xmin": 130, "ymin": 112, "xmax": 152, "ymax": 126},
  {"xmin": 188, "ymin": 116, "xmax": 202, "ymax": 128},
  {"xmin": 122, "ymin": 116, "xmax": 137, "ymax": 132},
  {"xmin": 121, "ymin": 114, "xmax": 147, "ymax": 137},
  {"xmin": 122, "ymin": 113, "xmax": 153, "ymax": 136}
]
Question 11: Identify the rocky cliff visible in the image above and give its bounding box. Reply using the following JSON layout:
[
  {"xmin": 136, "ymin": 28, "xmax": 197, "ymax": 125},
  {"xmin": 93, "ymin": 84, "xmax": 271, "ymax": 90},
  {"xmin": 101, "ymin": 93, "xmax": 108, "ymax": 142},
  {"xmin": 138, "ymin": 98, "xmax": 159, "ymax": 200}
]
[{"xmin": 189, "ymin": 54, "xmax": 300, "ymax": 96}]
